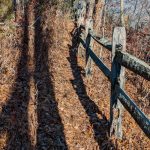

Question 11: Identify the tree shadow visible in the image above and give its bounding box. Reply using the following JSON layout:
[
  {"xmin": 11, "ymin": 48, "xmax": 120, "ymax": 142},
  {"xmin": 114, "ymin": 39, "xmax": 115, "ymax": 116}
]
[
  {"xmin": 67, "ymin": 25, "xmax": 116, "ymax": 150},
  {"xmin": 34, "ymin": 1, "xmax": 68, "ymax": 149},
  {"xmin": 0, "ymin": 3, "xmax": 32, "ymax": 150}
]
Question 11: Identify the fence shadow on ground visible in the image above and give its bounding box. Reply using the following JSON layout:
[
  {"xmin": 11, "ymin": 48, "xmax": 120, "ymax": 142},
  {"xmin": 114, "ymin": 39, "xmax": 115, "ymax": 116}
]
[
  {"xmin": 67, "ymin": 25, "xmax": 116, "ymax": 150},
  {"xmin": 0, "ymin": 3, "xmax": 32, "ymax": 149},
  {"xmin": 34, "ymin": 1, "xmax": 68, "ymax": 149}
]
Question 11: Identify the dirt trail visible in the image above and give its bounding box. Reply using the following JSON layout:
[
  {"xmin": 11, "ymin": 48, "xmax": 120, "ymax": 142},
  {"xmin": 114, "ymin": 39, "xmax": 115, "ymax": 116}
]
[
  {"xmin": 0, "ymin": 1, "xmax": 149, "ymax": 150},
  {"xmin": 52, "ymin": 23, "xmax": 115, "ymax": 149},
  {"xmin": 0, "ymin": 1, "xmax": 114, "ymax": 149}
]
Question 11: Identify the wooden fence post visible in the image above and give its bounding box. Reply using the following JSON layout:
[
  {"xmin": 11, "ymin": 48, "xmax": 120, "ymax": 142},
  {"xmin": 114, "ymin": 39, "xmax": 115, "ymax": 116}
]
[
  {"xmin": 85, "ymin": 18, "xmax": 94, "ymax": 76},
  {"xmin": 110, "ymin": 27, "xmax": 126, "ymax": 139},
  {"xmin": 78, "ymin": 26, "xmax": 84, "ymax": 58},
  {"xmin": 77, "ymin": 0, "xmax": 86, "ymax": 58}
]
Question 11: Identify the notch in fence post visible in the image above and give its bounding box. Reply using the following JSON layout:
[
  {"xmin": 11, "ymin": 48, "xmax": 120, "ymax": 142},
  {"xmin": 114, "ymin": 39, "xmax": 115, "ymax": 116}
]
[
  {"xmin": 110, "ymin": 27, "xmax": 126, "ymax": 139},
  {"xmin": 85, "ymin": 18, "xmax": 93, "ymax": 77}
]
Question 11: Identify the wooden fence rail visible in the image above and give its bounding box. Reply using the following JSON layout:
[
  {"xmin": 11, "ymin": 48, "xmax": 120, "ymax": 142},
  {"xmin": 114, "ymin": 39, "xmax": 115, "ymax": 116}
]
[
  {"xmin": 76, "ymin": 25, "xmax": 150, "ymax": 139},
  {"xmin": 90, "ymin": 33, "xmax": 150, "ymax": 81}
]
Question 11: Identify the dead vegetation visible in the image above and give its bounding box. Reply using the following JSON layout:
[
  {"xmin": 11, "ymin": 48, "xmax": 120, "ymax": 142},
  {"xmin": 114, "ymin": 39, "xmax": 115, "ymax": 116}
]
[{"xmin": 0, "ymin": 0, "xmax": 149, "ymax": 150}]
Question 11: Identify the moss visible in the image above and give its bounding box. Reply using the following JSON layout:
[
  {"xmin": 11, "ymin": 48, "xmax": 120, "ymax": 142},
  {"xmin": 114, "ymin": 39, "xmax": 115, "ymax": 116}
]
[{"xmin": 0, "ymin": 0, "xmax": 13, "ymax": 21}]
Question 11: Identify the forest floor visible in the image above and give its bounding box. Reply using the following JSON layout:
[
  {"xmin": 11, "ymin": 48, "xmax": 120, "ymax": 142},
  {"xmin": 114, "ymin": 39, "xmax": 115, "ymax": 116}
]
[{"xmin": 0, "ymin": 1, "xmax": 150, "ymax": 150}]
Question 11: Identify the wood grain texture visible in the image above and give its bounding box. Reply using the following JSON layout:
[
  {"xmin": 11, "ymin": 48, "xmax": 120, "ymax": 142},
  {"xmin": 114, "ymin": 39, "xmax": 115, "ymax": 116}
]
[
  {"xmin": 115, "ymin": 51, "xmax": 150, "ymax": 81},
  {"xmin": 110, "ymin": 27, "xmax": 126, "ymax": 139}
]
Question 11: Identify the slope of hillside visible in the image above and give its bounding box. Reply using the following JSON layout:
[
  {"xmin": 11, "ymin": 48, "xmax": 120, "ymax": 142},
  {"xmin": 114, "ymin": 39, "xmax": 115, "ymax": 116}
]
[{"xmin": 0, "ymin": 1, "xmax": 149, "ymax": 150}]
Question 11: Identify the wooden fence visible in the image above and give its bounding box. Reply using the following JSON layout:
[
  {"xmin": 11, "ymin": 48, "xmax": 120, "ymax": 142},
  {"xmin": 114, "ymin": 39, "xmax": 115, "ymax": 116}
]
[{"xmin": 75, "ymin": 24, "xmax": 150, "ymax": 139}]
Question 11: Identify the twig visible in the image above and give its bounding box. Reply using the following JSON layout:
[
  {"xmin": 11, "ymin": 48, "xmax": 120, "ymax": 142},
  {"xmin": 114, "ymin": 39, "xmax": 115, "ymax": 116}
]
[
  {"xmin": 141, "ymin": 91, "xmax": 150, "ymax": 101},
  {"xmin": 0, "ymin": 22, "xmax": 5, "ymax": 25}
]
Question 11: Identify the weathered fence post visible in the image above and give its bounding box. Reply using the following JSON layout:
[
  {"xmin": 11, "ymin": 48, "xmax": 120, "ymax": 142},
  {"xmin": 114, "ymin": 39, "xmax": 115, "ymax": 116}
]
[
  {"xmin": 110, "ymin": 27, "xmax": 126, "ymax": 139},
  {"xmin": 77, "ymin": 0, "xmax": 86, "ymax": 27},
  {"xmin": 76, "ymin": 0, "xmax": 86, "ymax": 58},
  {"xmin": 85, "ymin": 18, "xmax": 94, "ymax": 76},
  {"xmin": 77, "ymin": 26, "xmax": 84, "ymax": 58}
]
